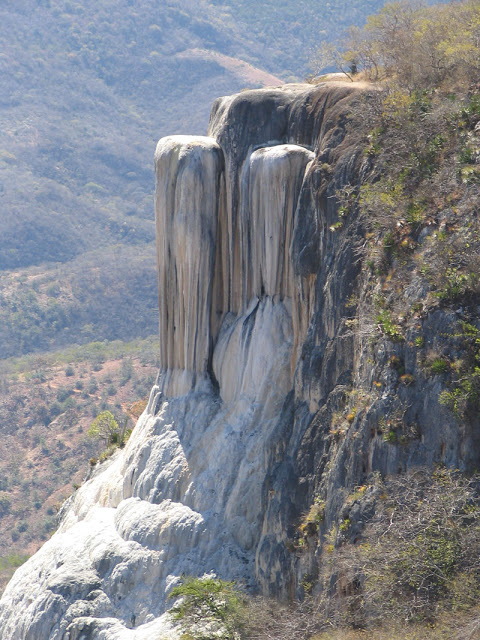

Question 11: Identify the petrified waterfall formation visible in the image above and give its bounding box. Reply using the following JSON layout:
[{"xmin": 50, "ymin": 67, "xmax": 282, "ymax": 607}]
[
  {"xmin": 155, "ymin": 136, "xmax": 225, "ymax": 395},
  {"xmin": 155, "ymin": 134, "xmax": 314, "ymax": 397},
  {"xmin": 0, "ymin": 82, "xmax": 373, "ymax": 640}
]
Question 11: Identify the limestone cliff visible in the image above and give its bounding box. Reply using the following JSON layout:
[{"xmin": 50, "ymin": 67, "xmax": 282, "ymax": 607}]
[{"xmin": 0, "ymin": 81, "xmax": 474, "ymax": 639}]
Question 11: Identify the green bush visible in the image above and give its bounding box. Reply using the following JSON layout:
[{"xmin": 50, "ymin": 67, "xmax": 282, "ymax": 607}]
[
  {"xmin": 169, "ymin": 576, "xmax": 246, "ymax": 640},
  {"xmin": 429, "ymin": 358, "xmax": 450, "ymax": 375},
  {"xmin": 56, "ymin": 386, "xmax": 73, "ymax": 402},
  {"xmin": 0, "ymin": 494, "xmax": 11, "ymax": 516},
  {"xmin": 439, "ymin": 323, "xmax": 480, "ymax": 419},
  {"xmin": 88, "ymin": 377, "xmax": 99, "ymax": 394},
  {"xmin": 376, "ymin": 310, "xmax": 403, "ymax": 342},
  {"xmin": 17, "ymin": 521, "xmax": 28, "ymax": 533},
  {"xmin": 87, "ymin": 410, "xmax": 120, "ymax": 447},
  {"xmin": 0, "ymin": 554, "xmax": 29, "ymax": 571}
]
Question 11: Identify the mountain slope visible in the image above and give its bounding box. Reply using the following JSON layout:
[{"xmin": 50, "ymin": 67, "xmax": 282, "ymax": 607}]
[
  {"xmin": 3, "ymin": 65, "xmax": 479, "ymax": 636},
  {"xmin": 0, "ymin": 0, "xmax": 395, "ymax": 357}
]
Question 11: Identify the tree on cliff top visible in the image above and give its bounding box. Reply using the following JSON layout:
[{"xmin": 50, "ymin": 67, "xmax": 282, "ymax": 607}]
[{"xmin": 314, "ymin": 0, "xmax": 480, "ymax": 92}]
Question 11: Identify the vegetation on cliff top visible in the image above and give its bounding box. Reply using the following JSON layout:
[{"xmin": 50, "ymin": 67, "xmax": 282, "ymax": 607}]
[
  {"xmin": 303, "ymin": 1, "xmax": 480, "ymax": 637},
  {"xmin": 322, "ymin": 0, "xmax": 480, "ymax": 419}
]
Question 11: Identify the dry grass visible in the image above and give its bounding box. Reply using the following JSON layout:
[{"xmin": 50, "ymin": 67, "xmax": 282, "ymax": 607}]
[{"xmin": 311, "ymin": 609, "xmax": 480, "ymax": 640}]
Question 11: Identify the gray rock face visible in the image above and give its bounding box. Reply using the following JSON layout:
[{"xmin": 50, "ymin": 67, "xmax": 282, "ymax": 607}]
[{"xmin": 1, "ymin": 80, "xmax": 473, "ymax": 638}]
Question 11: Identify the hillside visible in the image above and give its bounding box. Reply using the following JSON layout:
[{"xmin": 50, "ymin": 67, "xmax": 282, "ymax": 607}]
[
  {"xmin": 3, "ymin": 63, "xmax": 480, "ymax": 636},
  {"xmin": 2, "ymin": 0, "xmax": 480, "ymax": 637},
  {"xmin": 0, "ymin": 337, "xmax": 159, "ymax": 592},
  {"xmin": 0, "ymin": 0, "xmax": 409, "ymax": 599},
  {"xmin": 0, "ymin": 0, "xmax": 395, "ymax": 358}
]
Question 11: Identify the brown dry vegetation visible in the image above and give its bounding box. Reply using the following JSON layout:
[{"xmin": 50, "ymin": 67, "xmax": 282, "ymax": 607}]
[
  {"xmin": 0, "ymin": 338, "xmax": 158, "ymax": 593},
  {"xmin": 243, "ymin": 599, "xmax": 480, "ymax": 640},
  {"xmin": 175, "ymin": 472, "xmax": 480, "ymax": 640}
]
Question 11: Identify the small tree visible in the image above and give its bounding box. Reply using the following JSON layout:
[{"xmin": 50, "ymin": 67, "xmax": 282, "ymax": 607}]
[
  {"xmin": 169, "ymin": 576, "xmax": 246, "ymax": 640},
  {"xmin": 312, "ymin": 0, "xmax": 480, "ymax": 91},
  {"xmin": 87, "ymin": 410, "xmax": 120, "ymax": 447}
]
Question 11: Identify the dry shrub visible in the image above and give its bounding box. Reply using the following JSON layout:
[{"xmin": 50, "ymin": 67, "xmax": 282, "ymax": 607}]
[
  {"xmin": 243, "ymin": 596, "xmax": 324, "ymax": 640},
  {"xmin": 323, "ymin": 469, "xmax": 480, "ymax": 627},
  {"xmin": 313, "ymin": 1, "xmax": 480, "ymax": 92},
  {"xmin": 242, "ymin": 471, "xmax": 480, "ymax": 639}
]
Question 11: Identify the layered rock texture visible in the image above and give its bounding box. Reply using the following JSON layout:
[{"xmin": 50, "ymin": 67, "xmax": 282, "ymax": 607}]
[{"xmin": 1, "ymin": 80, "xmax": 475, "ymax": 639}]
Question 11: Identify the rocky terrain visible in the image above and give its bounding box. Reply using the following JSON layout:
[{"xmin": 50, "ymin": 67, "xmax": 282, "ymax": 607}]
[
  {"xmin": 0, "ymin": 79, "xmax": 358, "ymax": 638},
  {"xmin": 0, "ymin": 74, "xmax": 464, "ymax": 638}
]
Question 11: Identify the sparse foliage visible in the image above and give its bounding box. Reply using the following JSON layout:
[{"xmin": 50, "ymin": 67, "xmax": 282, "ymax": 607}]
[
  {"xmin": 313, "ymin": 1, "xmax": 480, "ymax": 90},
  {"xmin": 87, "ymin": 410, "xmax": 120, "ymax": 447},
  {"xmin": 169, "ymin": 576, "xmax": 246, "ymax": 640},
  {"xmin": 322, "ymin": 469, "xmax": 480, "ymax": 627},
  {"xmin": 316, "ymin": 1, "xmax": 480, "ymax": 358},
  {"xmin": 243, "ymin": 597, "xmax": 324, "ymax": 640},
  {"xmin": 439, "ymin": 322, "xmax": 480, "ymax": 419}
]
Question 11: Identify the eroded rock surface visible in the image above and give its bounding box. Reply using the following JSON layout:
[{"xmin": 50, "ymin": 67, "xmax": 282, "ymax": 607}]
[{"xmin": 155, "ymin": 135, "xmax": 224, "ymax": 396}]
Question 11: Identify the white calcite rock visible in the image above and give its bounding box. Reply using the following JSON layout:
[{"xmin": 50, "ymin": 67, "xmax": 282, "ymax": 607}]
[
  {"xmin": 0, "ymin": 296, "xmax": 294, "ymax": 639},
  {"xmin": 155, "ymin": 135, "xmax": 313, "ymax": 400},
  {"xmin": 239, "ymin": 144, "xmax": 314, "ymax": 307},
  {"xmin": 155, "ymin": 135, "xmax": 225, "ymax": 397}
]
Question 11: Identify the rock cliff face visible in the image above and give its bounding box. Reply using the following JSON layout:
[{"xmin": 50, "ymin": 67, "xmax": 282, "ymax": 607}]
[{"xmin": 0, "ymin": 81, "xmax": 475, "ymax": 639}]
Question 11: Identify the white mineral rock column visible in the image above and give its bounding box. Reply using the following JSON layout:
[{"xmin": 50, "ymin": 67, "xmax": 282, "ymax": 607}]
[
  {"xmin": 238, "ymin": 144, "xmax": 315, "ymax": 310},
  {"xmin": 155, "ymin": 136, "xmax": 224, "ymax": 396}
]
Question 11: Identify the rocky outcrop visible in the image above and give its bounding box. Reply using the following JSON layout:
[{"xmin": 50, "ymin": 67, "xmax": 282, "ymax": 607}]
[
  {"xmin": 155, "ymin": 135, "xmax": 224, "ymax": 396},
  {"xmin": 1, "ymin": 79, "xmax": 475, "ymax": 639}
]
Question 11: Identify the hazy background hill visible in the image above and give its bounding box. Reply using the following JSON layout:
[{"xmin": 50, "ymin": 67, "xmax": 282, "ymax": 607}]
[{"xmin": 0, "ymin": 0, "xmax": 394, "ymax": 358}]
